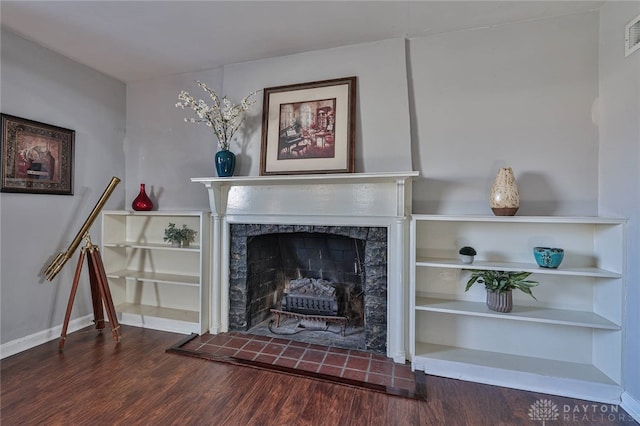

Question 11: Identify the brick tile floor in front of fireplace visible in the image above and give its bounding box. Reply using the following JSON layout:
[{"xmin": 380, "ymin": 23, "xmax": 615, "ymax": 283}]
[{"xmin": 181, "ymin": 332, "xmax": 417, "ymax": 393}]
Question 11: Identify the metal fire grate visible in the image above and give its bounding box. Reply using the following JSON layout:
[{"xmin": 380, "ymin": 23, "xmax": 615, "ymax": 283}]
[
  {"xmin": 273, "ymin": 292, "xmax": 347, "ymax": 337},
  {"xmin": 281, "ymin": 294, "xmax": 338, "ymax": 316},
  {"xmin": 270, "ymin": 308, "xmax": 348, "ymax": 337}
]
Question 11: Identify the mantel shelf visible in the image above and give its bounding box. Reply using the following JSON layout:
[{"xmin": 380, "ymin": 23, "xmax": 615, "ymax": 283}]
[
  {"xmin": 191, "ymin": 171, "xmax": 419, "ymax": 217},
  {"xmin": 191, "ymin": 171, "xmax": 419, "ymax": 187}
]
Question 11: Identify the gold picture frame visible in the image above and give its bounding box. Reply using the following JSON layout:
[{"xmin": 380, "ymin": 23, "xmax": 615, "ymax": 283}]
[{"xmin": 1, "ymin": 114, "xmax": 74, "ymax": 195}]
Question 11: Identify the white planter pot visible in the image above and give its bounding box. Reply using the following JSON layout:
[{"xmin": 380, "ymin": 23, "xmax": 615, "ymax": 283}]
[{"xmin": 459, "ymin": 254, "xmax": 474, "ymax": 264}]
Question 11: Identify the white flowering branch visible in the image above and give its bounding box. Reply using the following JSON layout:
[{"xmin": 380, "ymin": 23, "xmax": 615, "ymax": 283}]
[{"xmin": 176, "ymin": 81, "xmax": 257, "ymax": 151}]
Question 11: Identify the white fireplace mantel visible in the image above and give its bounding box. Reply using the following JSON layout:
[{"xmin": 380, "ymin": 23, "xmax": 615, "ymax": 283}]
[
  {"xmin": 191, "ymin": 171, "xmax": 419, "ymax": 217},
  {"xmin": 191, "ymin": 171, "xmax": 419, "ymax": 363}
]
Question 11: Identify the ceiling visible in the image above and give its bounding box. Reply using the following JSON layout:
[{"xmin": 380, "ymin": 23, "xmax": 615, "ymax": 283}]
[{"xmin": 0, "ymin": 1, "xmax": 605, "ymax": 83}]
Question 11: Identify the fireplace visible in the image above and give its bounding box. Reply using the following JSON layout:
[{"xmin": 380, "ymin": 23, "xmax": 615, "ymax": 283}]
[
  {"xmin": 229, "ymin": 225, "xmax": 387, "ymax": 353},
  {"xmin": 192, "ymin": 171, "xmax": 418, "ymax": 363}
]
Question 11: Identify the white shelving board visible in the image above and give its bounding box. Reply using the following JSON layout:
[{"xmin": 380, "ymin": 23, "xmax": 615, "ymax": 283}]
[
  {"xmin": 415, "ymin": 297, "xmax": 620, "ymax": 330},
  {"xmin": 104, "ymin": 241, "xmax": 201, "ymax": 251},
  {"xmin": 416, "ymin": 258, "xmax": 621, "ymax": 278},
  {"xmin": 117, "ymin": 303, "xmax": 200, "ymax": 334},
  {"xmin": 106, "ymin": 270, "xmax": 200, "ymax": 286},
  {"xmin": 413, "ymin": 343, "xmax": 621, "ymax": 402}
]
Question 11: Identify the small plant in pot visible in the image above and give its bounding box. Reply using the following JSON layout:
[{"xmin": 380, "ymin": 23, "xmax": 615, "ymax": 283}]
[
  {"xmin": 163, "ymin": 223, "xmax": 183, "ymax": 247},
  {"xmin": 458, "ymin": 246, "xmax": 477, "ymax": 264},
  {"xmin": 465, "ymin": 270, "xmax": 538, "ymax": 313},
  {"xmin": 180, "ymin": 225, "xmax": 197, "ymax": 248}
]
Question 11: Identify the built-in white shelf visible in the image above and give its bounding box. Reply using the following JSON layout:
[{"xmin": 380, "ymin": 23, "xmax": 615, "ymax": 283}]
[
  {"xmin": 101, "ymin": 210, "xmax": 210, "ymax": 335},
  {"xmin": 409, "ymin": 214, "xmax": 627, "ymax": 404}
]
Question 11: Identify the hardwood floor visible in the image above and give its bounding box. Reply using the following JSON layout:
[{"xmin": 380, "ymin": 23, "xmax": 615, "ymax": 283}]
[{"xmin": 1, "ymin": 325, "xmax": 637, "ymax": 425}]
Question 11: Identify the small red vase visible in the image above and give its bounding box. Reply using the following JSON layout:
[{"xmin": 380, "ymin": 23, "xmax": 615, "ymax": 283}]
[{"xmin": 132, "ymin": 183, "xmax": 153, "ymax": 211}]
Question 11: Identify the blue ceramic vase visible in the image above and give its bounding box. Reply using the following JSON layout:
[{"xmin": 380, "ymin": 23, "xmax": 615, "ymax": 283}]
[{"xmin": 215, "ymin": 150, "xmax": 236, "ymax": 177}]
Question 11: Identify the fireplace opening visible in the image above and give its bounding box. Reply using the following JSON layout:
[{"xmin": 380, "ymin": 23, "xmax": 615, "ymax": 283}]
[{"xmin": 229, "ymin": 224, "xmax": 387, "ymax": 354}]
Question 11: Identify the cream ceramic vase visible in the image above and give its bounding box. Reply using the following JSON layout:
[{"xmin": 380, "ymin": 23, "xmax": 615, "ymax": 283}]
[{"xmin": 489, "ymin": 167, "xmax": 519, "ymax": 216}]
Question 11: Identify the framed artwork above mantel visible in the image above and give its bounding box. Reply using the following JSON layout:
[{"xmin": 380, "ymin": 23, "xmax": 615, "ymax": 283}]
[{"xmin": 260, "ymin": 76, "xmax": 356, "ymax": 176}]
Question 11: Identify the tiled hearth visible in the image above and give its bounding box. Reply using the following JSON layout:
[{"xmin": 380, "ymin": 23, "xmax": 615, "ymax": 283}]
[{"xmin": 169, "ymin": 331, "xmax": 426, "ymax": 400}]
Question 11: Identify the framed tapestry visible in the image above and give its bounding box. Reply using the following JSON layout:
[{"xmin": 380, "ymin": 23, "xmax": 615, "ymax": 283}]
[
  {"xmin": 1, "ymin": 114, "xmax": 74, "ymax": 195},
  {"xmin": 260, "ymin": 76, "xmax": 356, "ymax": 175}
]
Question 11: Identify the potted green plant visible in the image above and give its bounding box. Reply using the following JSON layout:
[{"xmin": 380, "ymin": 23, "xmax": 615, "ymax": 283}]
[
  {"xmin": 180, "ymin": 225, "xmax": 197, "ymax": 248},
  {"xmin": 163, "ymin": 223, "xmax": 183, "ymax": 247},
  {"xmin": 458, "ymin": 246, "xmax": 477, "ymax": 264},
  {"xmin": 465, "ymin": 270, "xmax": 538, "ymax": 313}
]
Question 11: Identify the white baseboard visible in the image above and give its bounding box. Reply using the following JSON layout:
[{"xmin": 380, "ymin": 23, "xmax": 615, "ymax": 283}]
[
  {"xmin": 0, "ymin": 315, "xmax": 93, "ymax": 359},
  {"xmin": 621, "ymin": 392, "xmax": 640, "ymax": 423}
]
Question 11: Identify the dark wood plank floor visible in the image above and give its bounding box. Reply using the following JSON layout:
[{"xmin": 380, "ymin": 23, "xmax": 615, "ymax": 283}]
[{"xmin": 1, "ymin": 325, "xmax": 637, "ymax": 425}]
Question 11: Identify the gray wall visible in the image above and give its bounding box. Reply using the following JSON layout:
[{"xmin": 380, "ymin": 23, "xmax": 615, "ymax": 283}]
[
  {"xmin": 410, "ymin": 12, "xmax": 599, "ymax": 215},
  {"xmin": 126, "ymin": 16, "xmax": 600, "ymax": 216},
  {"xmin": 598, "ymin": 1, "xmax": 640, "ymax": 408},
  {"xmin": 0, "ymin": 29, "xmax": 126, "ymax": 344},
  {"xmin": 221, "ymin": 38, "xmax": 413, "ymax": 176},
  {"xmin": 125, "ymin": 68, "xmax": 223, "ymax": 211},
  {"xmin": 125, "ymin": 38, "xmax": 412, "ymax": 209}
]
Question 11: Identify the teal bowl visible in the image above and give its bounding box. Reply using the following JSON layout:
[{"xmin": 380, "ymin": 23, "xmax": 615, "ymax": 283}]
[{"xmin": 533, "ymin": 247, "xmax": 564, "ymax": 268}]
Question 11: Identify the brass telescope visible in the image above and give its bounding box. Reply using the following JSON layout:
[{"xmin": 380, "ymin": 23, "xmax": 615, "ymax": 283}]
[{"xmin": 45, "ymin": 176, "xmax": 121, "ymax": 281}]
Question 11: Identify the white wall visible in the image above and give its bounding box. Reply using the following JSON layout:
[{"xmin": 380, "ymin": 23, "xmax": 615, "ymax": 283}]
[
  {"xmin": 410, "ymin": 12, "xmax": 600, "ymax": 215},
  {"xmin": 598, "ymin": 2, "xmax": 640, "ymax": 413},
  {"xmin": 125, "ymin": 38, "xmax": 412, "ymax": 208},
  {"xmin": 0, "ymin": 29, "xmax": 126, "ymax": 344}
]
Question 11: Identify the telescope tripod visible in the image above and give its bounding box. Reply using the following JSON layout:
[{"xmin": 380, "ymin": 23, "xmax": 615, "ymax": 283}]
[{"xmin": 59, "ymin": 233, "xmax": 121, "ymax": 350}]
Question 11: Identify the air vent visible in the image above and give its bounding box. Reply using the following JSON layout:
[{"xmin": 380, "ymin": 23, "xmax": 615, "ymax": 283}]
[{"xmin": 626, "ymin": 13, "xmax": 640, "ymax": 57}]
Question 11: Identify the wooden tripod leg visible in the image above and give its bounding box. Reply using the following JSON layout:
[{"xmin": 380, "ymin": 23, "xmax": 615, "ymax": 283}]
[
  {"xmin": 87, "ymin": 256, "xmax": 106, "ymax": 332},
  {"xmin": 87, "ymin": 249, "xmax": 121, "ymax": 343},
  {"xmin": 59, "ymin": 250, "xmax": 86, "ymax": 351}
]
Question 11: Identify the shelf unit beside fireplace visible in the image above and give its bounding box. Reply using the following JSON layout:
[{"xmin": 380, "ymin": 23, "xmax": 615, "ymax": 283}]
[
  {"xmin": 409, "ymin": 215, "xmax": 626, "ymax": 403},
  {"xmin": 101, "ymin": 210, "xmax": 210, "ymax": 334}
]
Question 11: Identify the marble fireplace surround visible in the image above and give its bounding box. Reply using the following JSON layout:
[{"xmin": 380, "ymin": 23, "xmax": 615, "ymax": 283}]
[{"xmin": 192, "ymin": 171, "xmax": 418, "ymax": 363}]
